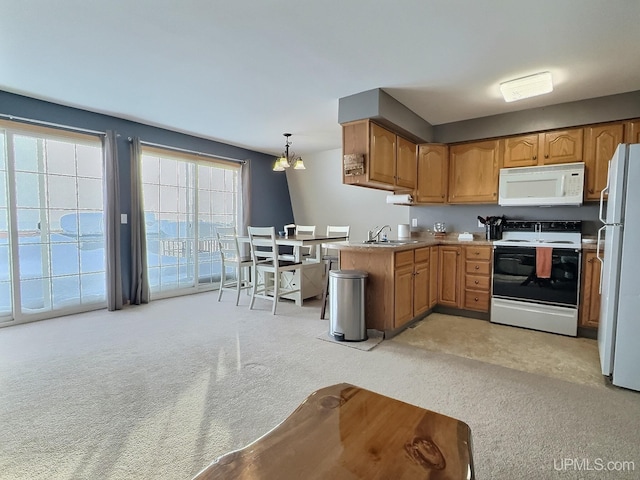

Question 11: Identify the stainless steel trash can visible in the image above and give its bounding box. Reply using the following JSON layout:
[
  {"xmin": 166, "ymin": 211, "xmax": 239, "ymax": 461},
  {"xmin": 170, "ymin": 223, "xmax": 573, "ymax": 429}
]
[{"xmin": 329, "ymin": 270, "xmax": 368, "ymax": 341}]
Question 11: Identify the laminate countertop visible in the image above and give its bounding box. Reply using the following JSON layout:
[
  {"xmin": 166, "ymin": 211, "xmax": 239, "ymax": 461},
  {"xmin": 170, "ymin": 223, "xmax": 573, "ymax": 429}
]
[
  {"xmin": 323, "ymin": 233, "xmax": 492, "ymax": 252},
  {"xmin": 325, "ymin": 233, "xmax": 598, "ymax": 252}
]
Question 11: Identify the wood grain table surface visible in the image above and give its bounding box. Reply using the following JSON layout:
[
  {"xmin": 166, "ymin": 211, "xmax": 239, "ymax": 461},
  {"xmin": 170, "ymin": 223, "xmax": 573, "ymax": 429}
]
[{"xmin": 193, "ymin": 383, "xmax": 474, "ymax": 480}]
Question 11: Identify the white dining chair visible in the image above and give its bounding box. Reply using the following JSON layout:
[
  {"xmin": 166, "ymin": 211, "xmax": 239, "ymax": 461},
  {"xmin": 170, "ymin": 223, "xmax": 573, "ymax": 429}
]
[
  {"xmin": 216, "ymin": 227, "xmax": 253, "ymax": 305},
  {"xmin": 295, "ymin": 225, "xmax": 317, "ymax": 259},
  {"xmin": 248, "ymin": 226, "xmax": 302, "ymax": 315},
  {"xmin": 321, "ymin": 225, "xmax": 350, "ymax": 319}
]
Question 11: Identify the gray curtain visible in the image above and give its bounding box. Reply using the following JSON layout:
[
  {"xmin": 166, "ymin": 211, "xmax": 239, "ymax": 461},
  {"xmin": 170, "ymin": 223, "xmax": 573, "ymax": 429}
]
[
  {"xmin": 104, "ymin": 130, "xmax": 123, "ymax": 311},
  {"xmin": 130, "ymin": 137, "xmax": 150, "ymax": 304},
  {"xmin": 240, "ymin": 159, "xmax": 251, "ymax": 235}
]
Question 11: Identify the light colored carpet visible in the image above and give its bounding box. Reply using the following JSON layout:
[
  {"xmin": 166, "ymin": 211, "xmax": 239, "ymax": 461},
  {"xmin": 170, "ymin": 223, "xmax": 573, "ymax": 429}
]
[
  {"xmin": 1, "ymin": 293, "xmax": 639, "ymax": 480},
  {"xmin": 393, "ymin": 313, "xmax": 605, "ymax": 389}
]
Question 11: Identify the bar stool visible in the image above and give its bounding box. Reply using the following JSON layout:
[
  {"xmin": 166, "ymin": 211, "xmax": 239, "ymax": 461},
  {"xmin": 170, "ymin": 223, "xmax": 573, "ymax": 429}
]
[
  {"xmin": 216, "ymin": 226, "xmax": 253, "ymax": 305},
  {"xmin": 320, "ymin": 225, "xmax": 350, "ymax": 319}
]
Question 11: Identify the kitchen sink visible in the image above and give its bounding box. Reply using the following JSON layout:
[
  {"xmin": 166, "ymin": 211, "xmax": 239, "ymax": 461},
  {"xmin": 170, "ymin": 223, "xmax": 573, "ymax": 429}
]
[{"xmin": 362, "ymin": 239, "xmax": 420, "ymax": 246}]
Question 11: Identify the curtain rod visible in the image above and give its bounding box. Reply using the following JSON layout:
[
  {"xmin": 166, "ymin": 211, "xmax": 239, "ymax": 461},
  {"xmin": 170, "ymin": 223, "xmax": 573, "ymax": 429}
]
[
  {"xmin": 0, "ymin": 113, "xmax": 106, "ymax": 136},
  {"xmin": 130, "ymin": 138, "xmax": 246, "ymax": 165}
]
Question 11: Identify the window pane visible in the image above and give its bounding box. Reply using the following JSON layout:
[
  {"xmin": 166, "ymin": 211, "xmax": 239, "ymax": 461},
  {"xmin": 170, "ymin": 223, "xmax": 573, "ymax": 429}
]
[
  {"xmin": 48, "ymin": 174, "xmax": 78, "ymax": 210},
  {"xmin": 46, "ymin": 140, "xmax": 76, "ymax": 175},
  {"xmin": 13, "ymin": 135, "xmax": 39, "ymax": 172},
  {"xmin": 15, "ymin": 172, "xmax": 44, "ymax": 208},
  {"xmin": 2, "ymin": 125, "xmax": 106, "ymax": 321},
  {"xmin": 142, "ymin": 150, "xmax": 240, "ymax": 297},
  {"xmin": 76, "ymin": 145, "xmax": 102, "ymax": 178},
  {"xmin": 52, "ymin": 275, "xmax": 80, "ymax": 308},
  {"xmin": 77, "ymin": 177, "xmax": 103, "ymax": 210}
]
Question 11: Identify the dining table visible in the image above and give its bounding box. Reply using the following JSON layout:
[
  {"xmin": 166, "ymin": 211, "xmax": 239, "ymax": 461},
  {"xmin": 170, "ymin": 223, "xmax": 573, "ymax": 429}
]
[{"xmin": 238, "ymin": 233, "xmax": 349, "ymax": 305}]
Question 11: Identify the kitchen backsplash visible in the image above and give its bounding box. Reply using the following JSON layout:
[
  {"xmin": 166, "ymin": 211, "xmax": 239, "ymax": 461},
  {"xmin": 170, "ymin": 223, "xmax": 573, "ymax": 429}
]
[{"xmin": 409, "ymin": 203, "xmax": 601, "ymax": 236}]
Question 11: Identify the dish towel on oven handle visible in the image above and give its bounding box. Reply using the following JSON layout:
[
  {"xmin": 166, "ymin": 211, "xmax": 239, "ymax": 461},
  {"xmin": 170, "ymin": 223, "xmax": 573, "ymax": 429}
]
[{"xmin": 536, "ymin": 247, "xmax": 553, "ymax": 279}]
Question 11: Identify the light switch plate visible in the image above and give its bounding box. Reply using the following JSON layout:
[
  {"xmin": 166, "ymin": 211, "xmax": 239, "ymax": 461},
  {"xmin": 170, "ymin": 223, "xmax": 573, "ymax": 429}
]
[
  {"xmin": 411, "ymin": 218, "xmax": 418, "ymax": 227},
  {"xmin": 121, "ymin": 213, "xmax": 128, "ymax": 224}
]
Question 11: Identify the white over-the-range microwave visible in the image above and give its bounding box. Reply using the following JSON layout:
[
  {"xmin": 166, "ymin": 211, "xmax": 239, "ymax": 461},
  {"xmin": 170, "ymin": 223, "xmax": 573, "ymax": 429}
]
[{"xmin": 498, "ymin": 162, "xmax": 585, "ymax": 206}]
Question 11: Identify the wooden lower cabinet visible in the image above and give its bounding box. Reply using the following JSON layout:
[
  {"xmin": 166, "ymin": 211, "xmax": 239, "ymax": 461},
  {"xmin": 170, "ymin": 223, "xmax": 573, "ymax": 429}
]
[
  {"xmin": 395, "ymin": 247, "xmax": 431, "ymax": 329},
  {"xmin": 580, "ymin": 251, "xmax": 602, "ymax": 329},
  {"xmin": 438, "ymin": 246, "xmax": 463, "ymax": 307},
  {"xmin": 429, "ymin": 246, "xmax": 439, "ymax": 308},
  {"xmin": 340, "ymin": 246, "xmax": 433, "ymax": 332},
  {"xmin": 463, "ymin": 246, "xmax": 492, "ymax": 312},
  {"xmin": 394, "ymin": 250, "xmax": 415, "ymax": 328},
  {"xmin": 437, "ymin": 244, "xmax": 491, "ymax": 312}
]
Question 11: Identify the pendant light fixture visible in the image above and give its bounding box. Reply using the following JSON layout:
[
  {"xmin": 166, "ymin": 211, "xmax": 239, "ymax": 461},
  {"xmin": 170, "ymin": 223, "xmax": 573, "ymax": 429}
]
[{"xmin": 273, "ymin": 133, "xmax": 305, "ymax": 171}]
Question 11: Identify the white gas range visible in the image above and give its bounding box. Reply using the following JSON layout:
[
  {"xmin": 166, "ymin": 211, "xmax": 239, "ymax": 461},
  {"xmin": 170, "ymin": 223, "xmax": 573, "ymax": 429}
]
[{"xmin": 491, "ymin": 220, "xmax": 582, "ymax": 336}]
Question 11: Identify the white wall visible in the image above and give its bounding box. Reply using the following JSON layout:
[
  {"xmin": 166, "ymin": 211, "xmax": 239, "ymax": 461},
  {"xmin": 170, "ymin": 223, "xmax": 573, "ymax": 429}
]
[{"xmin": 286, "ymin": 148, "xmax": 410, "ymax": 241}]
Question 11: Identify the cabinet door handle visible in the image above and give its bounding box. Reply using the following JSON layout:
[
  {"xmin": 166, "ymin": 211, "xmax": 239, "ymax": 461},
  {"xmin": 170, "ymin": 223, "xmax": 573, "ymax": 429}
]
[
  {"xmin": 545, "ymin": 154, "xmax": 549, "ymax": 159},
  {"xmin": 474, "ymin": 280, "xmax": 479, "ymax": 284},
  {"xmin": 475, "ymin": 265, "xmax": 479, "ymax": 270},
  {"xmin": 474, "ymin": 297, "xmax": 479, "ymax": 301},
  {"xmin": 589, "ymin": 188, "xmax": 594, "ymax": 194},
  {"xmin": 533, "ymin": 155, "xmax": 537, "ymax": 160}
]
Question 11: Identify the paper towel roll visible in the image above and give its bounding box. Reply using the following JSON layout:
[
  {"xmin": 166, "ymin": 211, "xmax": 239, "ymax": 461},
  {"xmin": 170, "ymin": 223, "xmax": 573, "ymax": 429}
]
[
  {"xmin": 386, "ymin": 194, "xmax": 413, "ymax": 204},
  {"xmin": 398, "ymin": 224, "xmax": 410, "ymax": 238}
]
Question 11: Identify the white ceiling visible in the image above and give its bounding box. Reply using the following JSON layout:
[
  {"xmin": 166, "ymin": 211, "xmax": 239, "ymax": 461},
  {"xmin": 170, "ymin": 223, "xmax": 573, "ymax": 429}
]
[{"xmin": 2, "ymin": 1, "xmax": 639, "ymax": 157}]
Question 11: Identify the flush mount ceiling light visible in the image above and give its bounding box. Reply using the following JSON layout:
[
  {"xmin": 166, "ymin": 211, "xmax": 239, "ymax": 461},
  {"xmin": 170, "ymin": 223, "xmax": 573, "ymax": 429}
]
[
  {"xmin": 273, "ymin": 133, "xmax": 305, "ymax": 171},
  {"xmin": 500, "ymin": 71, "xmax": 553, "ymax": 102}
]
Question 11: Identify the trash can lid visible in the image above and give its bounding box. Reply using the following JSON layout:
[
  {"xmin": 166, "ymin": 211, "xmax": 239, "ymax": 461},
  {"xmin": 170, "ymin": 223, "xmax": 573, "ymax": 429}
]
[{"xmin": 329, "ymin": 269, "xmax": 368, "ymax": 279}]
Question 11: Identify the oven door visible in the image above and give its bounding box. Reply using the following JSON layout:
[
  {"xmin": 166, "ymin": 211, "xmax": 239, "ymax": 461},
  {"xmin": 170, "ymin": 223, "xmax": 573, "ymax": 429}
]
[{"xmin": 492, "ymin": 246, "xmax": 581, "ymax": 307}]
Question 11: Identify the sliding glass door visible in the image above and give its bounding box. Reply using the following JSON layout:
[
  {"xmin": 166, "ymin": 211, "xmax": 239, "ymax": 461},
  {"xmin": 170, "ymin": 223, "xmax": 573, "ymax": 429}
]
[
  {"xmin": 0, "ymin": 121, "xmax": 106, "ymax": 325},
  {"xmin": 141, "ymin": 147, "xmax": 240, "ymax": 298}
]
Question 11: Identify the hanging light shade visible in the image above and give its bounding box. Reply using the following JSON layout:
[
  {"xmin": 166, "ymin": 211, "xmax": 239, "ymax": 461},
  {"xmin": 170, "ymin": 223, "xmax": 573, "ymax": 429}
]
[{"xmin": 272, "ymin": 133, "xmax": 305, "ymax": 171}]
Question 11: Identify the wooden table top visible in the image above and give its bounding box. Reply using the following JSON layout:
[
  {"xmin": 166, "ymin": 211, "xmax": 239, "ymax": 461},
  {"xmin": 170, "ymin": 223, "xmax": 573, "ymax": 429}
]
[{"xmin": 193, "ymin": 383, "xmax": 474, "ymax": 480}]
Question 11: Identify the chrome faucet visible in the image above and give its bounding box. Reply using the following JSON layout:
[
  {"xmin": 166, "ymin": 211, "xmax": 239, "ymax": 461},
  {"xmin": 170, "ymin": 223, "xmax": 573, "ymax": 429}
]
[{"xmin": 368, "ymin": 225, "xmax": 391, "ymax": 242}]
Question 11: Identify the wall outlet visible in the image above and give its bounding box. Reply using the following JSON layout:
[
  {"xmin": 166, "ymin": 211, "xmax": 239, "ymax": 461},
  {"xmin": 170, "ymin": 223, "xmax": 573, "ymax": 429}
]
[
  {"xmin": 411, "ymin": 218, "xmax": 418, "ymax": 228},
  {"xmin": 478, "ymin": 219, "xmax": 484, "ymax": 228}
]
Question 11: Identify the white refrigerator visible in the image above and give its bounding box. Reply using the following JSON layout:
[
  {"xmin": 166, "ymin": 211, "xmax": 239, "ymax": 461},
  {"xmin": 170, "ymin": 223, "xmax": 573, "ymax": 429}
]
[{"xmin": 597, "ymin": 143, "xmax": 640, "ymax": 391}]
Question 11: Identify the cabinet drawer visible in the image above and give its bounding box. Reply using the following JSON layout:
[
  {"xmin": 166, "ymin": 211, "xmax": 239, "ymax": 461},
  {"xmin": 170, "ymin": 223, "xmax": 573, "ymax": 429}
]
[
  {"xmin": 414, "ymin": 247, "xmax": 430, "ymax": 263},
  {"xmin": 464, "ymin": 290, "xmax": 490, "ymax": 312},
  {"xmin": 465, "ymin": 260, "xmax": 491, "ymax": 275},
  {"xmin": 465, "ymin": 275, "xmax": 490, "ymax": 291},
  {"xmin": 395, "ymin": 250, "xmax": 414, "ymax": 268},
  {"xmin": 465, "ymin": 246, "xmax": 491, "ymax": 260}
]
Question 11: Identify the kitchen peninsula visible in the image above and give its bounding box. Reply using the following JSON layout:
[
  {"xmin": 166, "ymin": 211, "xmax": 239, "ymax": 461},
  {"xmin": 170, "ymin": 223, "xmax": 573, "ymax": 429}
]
[
  {"xmin": 327, "ymin": 235, "xmax": 493, "ymax": 337},
  {"xmin": 329, "ymin": 233, "xmax": 602, "ymax": 339}
]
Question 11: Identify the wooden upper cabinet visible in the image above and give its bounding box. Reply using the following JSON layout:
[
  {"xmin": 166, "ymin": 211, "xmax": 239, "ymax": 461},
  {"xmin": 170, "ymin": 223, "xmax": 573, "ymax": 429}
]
[
  {"xmin": 502, "ymin": 128, "xmax": 583, "ymax": 168},
  {"xmin": 369, "ymin": 123, "xmax": 397, "ymax": 185},
  {"xmin": 584, "ymin": 122, "xmax": 624, "ymax": 201},
  {"xmin": 541, "ymin": 128, "xmax": 583, "ymax": 164},
  {"xmin": 396, "ymin": 136, "xmax": 417, "ymax": 189},
  {"xmin": 415, "ymin": 143, "xmax": 448, "ymax": 203},
  {"xmin": 503, "ymin": 134, "xmax": 539, "ymax": 168},
  {"xmin": 342, "ymin": 120, "xmax": 416, "ymax": 191},
  {"xmin": 448, "ymin": 140, "xmax": 500, "ymax": 204},
  {"xmin": 624, "ymin": 119, "xmax": 640, "ymax": 144}
]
